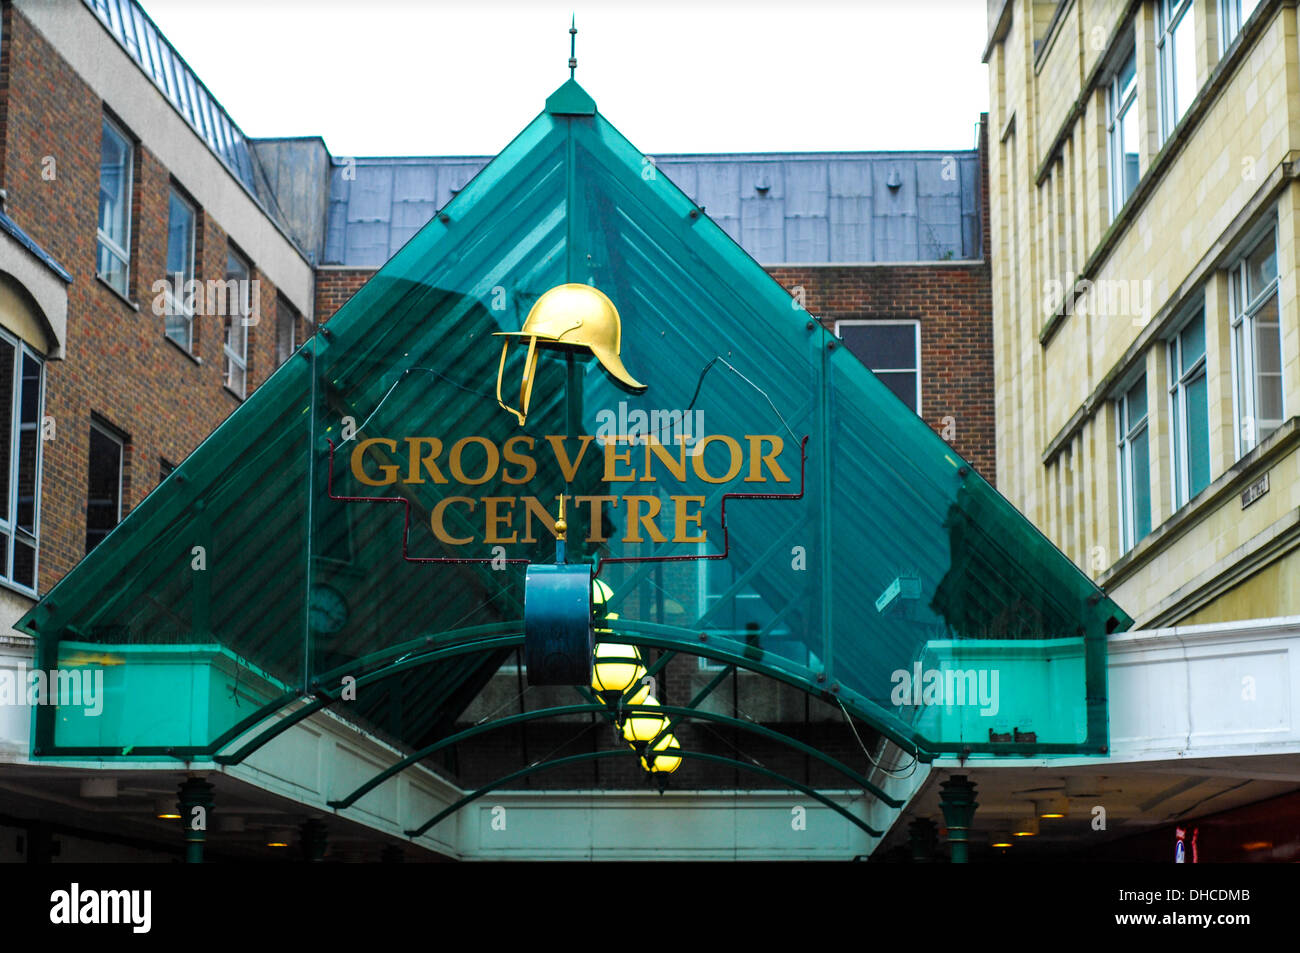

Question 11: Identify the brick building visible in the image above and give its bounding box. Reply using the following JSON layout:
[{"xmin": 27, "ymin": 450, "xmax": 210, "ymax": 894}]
[{"xmin": 0, "ymin": 0, "xmax": 999, "ymax": 861}]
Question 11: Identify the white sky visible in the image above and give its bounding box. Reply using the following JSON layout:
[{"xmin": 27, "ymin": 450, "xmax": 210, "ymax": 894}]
[{"xmin": 142, "ymin": 0, "xmax": 991, "ymax": 158}]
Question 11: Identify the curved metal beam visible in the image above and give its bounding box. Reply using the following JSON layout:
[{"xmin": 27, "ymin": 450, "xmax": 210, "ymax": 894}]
[
  {"xmin": 213, "ymin": 635, "xmax": 520, "ymax": 764},
  {"xmin": 328, "ymin": 702, "xmax": 901, "ymax": 809},
  {"xmin": 405, "ymin": 747, "xmax": 883, "ymax": 838}
]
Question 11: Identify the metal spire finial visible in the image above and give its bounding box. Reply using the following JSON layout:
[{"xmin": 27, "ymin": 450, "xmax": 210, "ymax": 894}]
[{"xmin": 569, "ymin": 15, "xmax": 577, "ymax": 78}]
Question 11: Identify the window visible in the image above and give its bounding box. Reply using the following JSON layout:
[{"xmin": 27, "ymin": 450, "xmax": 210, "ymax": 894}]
[
  {"xmin": 223, "ymin": 249, "xmax": 251, "ymax": 397},
  {"xmin": 0, "ymin": 332, "xmax": 44, "ymax": 593},
  {"xmin": 164, "ymin": 188, "xmax": 196, "ymax": 350},
  {"xmin": 1220, "ymin": 0, "xmax": 1262, "ymax": 52},
  {"xmin": 1168, "ymin": 308, "xmax": 1211, "ymax": 507},
  {"xmin": 1117, "ymin": 375, "xmax": 1151, "ymax": 553},
  {"xmin": 97, "ymin": 116, "xmax": 133, "ymax": 297},
  {"xmin": 1229, "ymin": 227, "xmax": 1282, "ymax": 456},
  {"xmin": 1107, "ymin": 47, "xmax": 1140, "ymax": 220},
  {"xmin": 276, "ymin": 300, "xmax": 299, "ymax": 367},
  {"xmin": 835, "ymin": 320, "xmax": 921, "ymax": 414},
  {"xmin": 160, "ymin": 458, "xmax": 174, "ymax": 481},
  {"xmin": 1157, "ymin": 0, "xmax": 1197, "ymax": 141},
  {"xmin": 86, "ymin": 420, "xmax": 125, "ymax": 554}
]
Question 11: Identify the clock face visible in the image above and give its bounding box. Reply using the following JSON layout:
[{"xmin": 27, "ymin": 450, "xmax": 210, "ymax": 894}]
[{"xmin": 310, "ymin": 584, "xmax": 349, "ymax": 634}]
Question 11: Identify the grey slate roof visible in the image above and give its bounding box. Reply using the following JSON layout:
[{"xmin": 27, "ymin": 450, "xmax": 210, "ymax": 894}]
[{"xmin": 324, "ymin": 152, "xmax": 982, "ymax": 268}]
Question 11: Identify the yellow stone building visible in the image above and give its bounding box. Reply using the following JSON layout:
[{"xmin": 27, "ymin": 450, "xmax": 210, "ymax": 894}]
[{"xmin": 984, "ymin": 0, "xmax": 1299, "ymax": 625}]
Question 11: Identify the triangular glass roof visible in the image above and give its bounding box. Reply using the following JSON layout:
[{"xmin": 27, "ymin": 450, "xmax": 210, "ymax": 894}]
[{"xmin": 19, "ymin": 81, "xmax": 1130, "ymax": 767}]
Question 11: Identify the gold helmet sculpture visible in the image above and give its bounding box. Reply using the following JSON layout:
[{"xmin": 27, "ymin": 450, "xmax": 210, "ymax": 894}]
[{"xmin": 494, "ymin": 283, "xmax": 647, "ymax": 426}]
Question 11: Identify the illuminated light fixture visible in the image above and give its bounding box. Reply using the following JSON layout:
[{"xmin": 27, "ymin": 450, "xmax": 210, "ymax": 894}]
[
  {"xmin": 1012, "ymin": 815, "xmax": 1039, "ymax": 837},
  {"xmin": 1242, "ymin": 841, "xmax": 1272, "ymax": 851},
  {"xmin": 640, "ymin": 733, "xmax": 682, "ymax": 774},
  {"xmin": 621, "ymin": 695, "xmax": 668, "ymax": 744},
  {"xmin": 591, "ymin": 642, "xmax": 646, "ymax": 697},
  {"xmin": 991, "ymin": 831, "xmax": 1014, "ymax": 848},
  {"xmin": 155, "ymin": 798, "xmax": 180, "ymax": 820},
  {"xmin": 266, "ymin": 829, "xmax": 292, "ymax": 848},
  {"xmin": 1036, "ymin": 797, "xmax": 1069, "ymax": 819}
]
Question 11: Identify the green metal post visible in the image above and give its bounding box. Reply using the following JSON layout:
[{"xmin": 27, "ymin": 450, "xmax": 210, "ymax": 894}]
[
  {"xmin": 938, "ymin": 775, "xmax": 978, "ymax": 864},
  {"xmin": 177, "ymin": 776, "xmax": 215, "ymax": 864}
]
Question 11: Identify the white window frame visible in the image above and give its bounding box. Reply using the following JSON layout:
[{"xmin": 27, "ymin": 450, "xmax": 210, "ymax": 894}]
[
  {"xmin": 833, "ymin": 319, "xmax": 922, "ymax": 415},
  {"xmin": 97, "ymin": 115, "xmax": 133, "ymax": 297},
  {"xmin": 1167, "ymin": 304, "xmax": 1209, "ymax": 509},
  {"xmin": 86, "ymin": 418, "xmax": 124, "ymax": 555},
  {"xmin": 1107, "ymin": 46, "xmax": 1139, "ymax": 221},
  {"xmin": 0, "ymin": 330, "xmax": 45, "ymax": 596},
  {"xmin": 1116, "ymin": 375, "xmax": 1151, "ymax": 554},
  {"xmin": 223, "ymin": 248, "xmax": 251, "ymax": 398},
  {"xmin": 1228, "ymin": 224, "xmax": 1283, "ymax": 458},
  {"xmin": 1220, "ymin": 0, "xmax": 1262, "ymax": 54},
  {"xmin": 164, "ymin": 187, "xmax": 196, "ymax": 352},
  {"xmin": 1157, "ymin": 0, "xmax": 1197, "ymax": 142}
]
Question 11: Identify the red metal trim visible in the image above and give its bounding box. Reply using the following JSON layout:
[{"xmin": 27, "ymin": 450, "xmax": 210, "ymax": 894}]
[{"xmin": 326, "ymin": 439, "xmax": 530, "ymax": 566}]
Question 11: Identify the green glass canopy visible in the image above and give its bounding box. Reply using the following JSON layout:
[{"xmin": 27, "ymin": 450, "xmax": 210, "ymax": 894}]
[{"xmin": 17, "ymin": 80, "xmax": 1131, "ymax": 771}]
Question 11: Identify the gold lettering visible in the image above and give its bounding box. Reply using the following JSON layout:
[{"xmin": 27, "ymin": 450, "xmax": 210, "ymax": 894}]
[
  {"xmin": 746, "ymin": 435, "xmax": 790, "ymax": 483},
  {"xmin": 404, "ymin": 437, "xmax": 446, "ymax": 484},
  {"xmin": 624, "ymin": 495, "xmax": 667, "ymax": 543},
  {"xmin": 642, "ymin": 438, "xmax": 687, "ymax": 482},
  {"xmin": 501, "ymin": 435, "xmax": 537, "ymax": 484},
  {"xmin": 350, "ymin": 438, "xmax": 399, "ymax": 486},
  {"xmin": 448, "ymin": 436, "xmax": 500, "ymax": 485},
  {"xmin": 431, "ymin": 497, "xmax": 475, "ymax": 544},
  {"xmin": 522, "ymin": 495, "xmax": 560, "ymax": 543},
  {"xmin": 692, "ymin": 435, "xmax": 743, "ymax": 483},
  {"xmin": 482, "ymin": 497, "xmax": 518, "ymax": 544},
  {"xmin": 603, "ymin": 437, "xmax": 635, "ymax": 482},
  {"xmin": 672, "ymin": 495, "xmax": 707, "ymax": 543},
  {"xmin": 546, "ymin": 435, "xmax": 595, "ymax": 482},
  {"xmin": 575, "ymin": 495, "xmax": 618, "ymax": 543}
]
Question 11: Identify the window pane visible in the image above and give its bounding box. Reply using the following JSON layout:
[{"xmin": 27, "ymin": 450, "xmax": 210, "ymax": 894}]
[
  {"xmin": 86, "ymin": 426, "xmax": 123, "ymax": 553},
  {"xmin": 0, "ymin": 339, "xmax": 12, "ymax": 525},
  {"xmin": 1186, "ymin": 368, "xmax": 1211, "ymax": 497},
  {"xmin": 1132, "ymin": 425, "xmax": 1152, "ymax": 540},
  {"xmin": 276, "ymin": 304, "xmax": 297, "ymax": 366},
  {"xmin": 166, "ymin": 192, "xmax": 194, "ymax": 278},
  {"xmin": 98, "ymin": 121, "xmax": 130, "ymax": 247},
  {"xmin": 17, "ymin": 354, "xmax": 40, "ymax": 533},
  {"xmin": 1120, "ymin": 103, "xmax": 1140, "ymax": 202},
  {"xmin": 1127, "ymin": 375, "xmax": 1147, "ymax": 424},
  {"xmin": 1180, "ymin": 313, "xmax": 1206, "ymax": 372},
  {"xmin": 1172, "ymin": 6, "xmax": 1196, "ymax": 122},
  {"xmin": 1246, "ymin": 232, "xmax": 1277, "ymax": 301},
  {"xmin": 875, "ymin": 371, "xmax": 919, "ymax": 412},
  {"xmin": 1118, "ymin": 51, "xmax": 1136, "ymax": 99},
  {"xmin": 12, "ymin": 539, "xmax": 34, "ymax": 590},
  {"xmin": 1241, "ymin": 0, "xmax": 1261, "ymax": 25},
  {"xmin": 1254, "ymin": 295, "xmax": 1283, "ymax": 426},
  {"xmin": 839, "ymin": 323, "xmax": 916, "ymax": 369}
]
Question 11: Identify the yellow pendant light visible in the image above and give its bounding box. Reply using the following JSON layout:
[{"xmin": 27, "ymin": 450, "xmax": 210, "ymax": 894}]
[
  {"xmin": 621, "ymin": 695, "xmax": 668, "ymax": 743},
  {"xmin": 640, "ymin": 733, "xmax": 682, "ymax": 774}
]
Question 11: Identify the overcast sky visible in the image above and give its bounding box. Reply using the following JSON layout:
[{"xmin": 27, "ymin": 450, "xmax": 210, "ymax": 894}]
[{"xmin": 142, "ymin": 0, "xmax": 990, "ymax": 158}]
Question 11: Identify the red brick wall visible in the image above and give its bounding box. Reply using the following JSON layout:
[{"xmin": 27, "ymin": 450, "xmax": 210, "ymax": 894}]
[{"xmin": 0, "ymin": 6, "xmax": 283, "ymax": 588}]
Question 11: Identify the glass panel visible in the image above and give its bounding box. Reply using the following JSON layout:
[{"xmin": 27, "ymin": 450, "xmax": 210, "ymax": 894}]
[
  {"xmin": 0, "ymin": 338, "xmax": 13, "ymax": 525},
  {"xmin": 1126, "ymin": 375, "xmax": 1147, "ymax": 425},
  {"xmin": 17, "ymin": 353, "xmax": 40, "ymax": 534},
  {"xmin": 839, "ymin": 324, "xmax": 916, "ymax": 370},
  {"xmin": 1119, "ymin": 103, "xmax": 1140, "ymax": 203},
  {"xmin": 1118, "ymin": 51, "xmax": 1137, "ymax": 100},
  {"xmin": 1180, "ymin": 312, "xmax": 1205, "ymax": 372},
  {"xmin": 166, "ymin": 193, "xmax": 193, "ymax": 278},
  {"xmin": 1172, "ymin": 4, "xmax": 1196, "ymax": 122},
  {"xmin": 12, "ymin": 539, "xmax": 34, "ymax": 590},
  {"xmin": 875, "ymin": 371, "xmax": 920, "ymax": 412},
  {"xmin": 98, "ymin": 121, "xmax": 130, "ymax": 249},
  {"xmin": 1246, "ymin": 231, "xmax": 1277, "ymax": 303},
  {"xmin": 1254, "ymin": 294, "xmax": 1283, "ymax": 428},
  {"xmin": 85, "ymin": 426, "xmax": 122, "ymax": 554},
  {"xmin": 1132, "ymin": 425, "xmax": 1152, "ymax": 539},
  {"xmin": 1186, "ymin": 368, "xmax": 1211, "ymax": 497}
]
